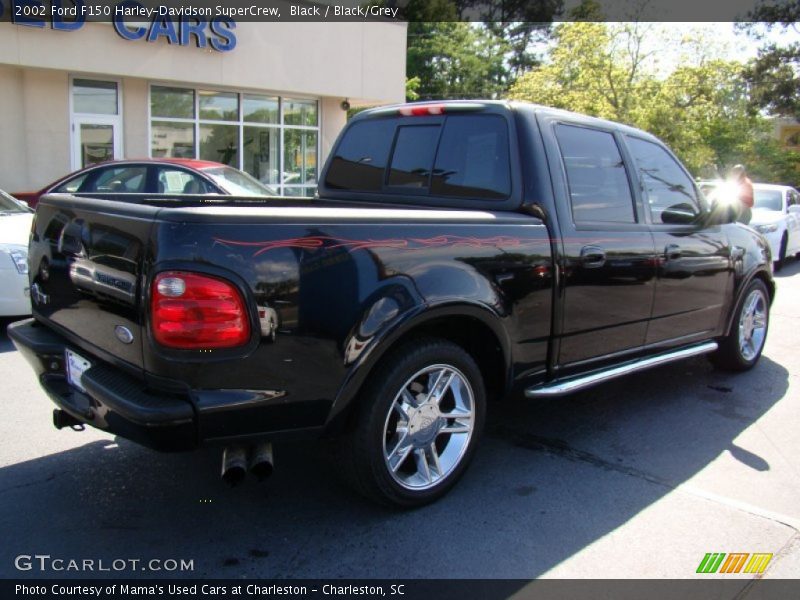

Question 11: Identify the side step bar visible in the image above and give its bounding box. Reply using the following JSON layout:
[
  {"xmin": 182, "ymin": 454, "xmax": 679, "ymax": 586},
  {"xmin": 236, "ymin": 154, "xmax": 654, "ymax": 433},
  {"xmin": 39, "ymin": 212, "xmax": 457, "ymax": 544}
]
[{"xmin": 525, "ymin": 342, "xmax": 718, "ymax": 398}]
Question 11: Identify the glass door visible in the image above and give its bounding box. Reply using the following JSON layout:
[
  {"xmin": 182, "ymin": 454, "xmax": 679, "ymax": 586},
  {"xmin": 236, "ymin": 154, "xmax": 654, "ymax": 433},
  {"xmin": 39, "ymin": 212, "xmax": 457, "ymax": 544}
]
[
  {"xmin": 70, "ymin": 78, "xmax": 123, "ymax": 170},
  {"xmin": 72, "ymin": 117, "xmax": 121, "ymax": 169}
]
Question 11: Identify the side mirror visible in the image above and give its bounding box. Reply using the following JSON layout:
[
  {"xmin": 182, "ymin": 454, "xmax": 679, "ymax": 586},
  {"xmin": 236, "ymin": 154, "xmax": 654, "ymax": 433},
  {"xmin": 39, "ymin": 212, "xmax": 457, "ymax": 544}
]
[
  {"xmin": 661, "ymin": 203, "xmax": 700, "ymax": 225},
  {"xmin": 788, "ymin": 205, "xmax": 800, "ymax": 215}
]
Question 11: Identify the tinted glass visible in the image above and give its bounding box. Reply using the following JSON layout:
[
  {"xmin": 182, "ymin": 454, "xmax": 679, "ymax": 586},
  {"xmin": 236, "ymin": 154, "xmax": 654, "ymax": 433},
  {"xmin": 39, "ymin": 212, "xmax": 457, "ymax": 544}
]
[
  {"xmin": 626, "ymin": 136, "xmax": 698, "ymax": 224},
  {"xmin": 431, "ymin": 115, "xmax": 510, "ymax": 199},
  {"xmin": 73, "ymin": 79, "xmax": 118, "ymax": 115},
  {"xmin": 325, "ymin": 119, "xmax": 396, "ymax": 192},
  {"xmin": 83, "ymin": 167, "xmax": 147, "ymax": 193},
  {"xmin": 555, "ymin": 124, "xmax": 635, "ymax": 223},
  {"xmin": 753, "ymin": 189, "xmax": 783, "ymax": 211},
  {"xmin": 387, "ymin": 125, "xmax": 441, "ymax": 189}
]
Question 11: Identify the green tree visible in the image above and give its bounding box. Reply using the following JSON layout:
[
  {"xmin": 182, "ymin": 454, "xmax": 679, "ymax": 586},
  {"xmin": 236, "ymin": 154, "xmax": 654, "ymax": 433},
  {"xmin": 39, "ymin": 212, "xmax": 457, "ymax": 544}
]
[
  {"xmin": 741, "ymin": 3, "xmax": 800, "ymax": 118},
  {"xmin": 508, "ymin": 22, "xmax": 800, "ymax": 182},
  {"xmin": 407, "ymin": 20, "xmax": 510, "ymax": 99}
]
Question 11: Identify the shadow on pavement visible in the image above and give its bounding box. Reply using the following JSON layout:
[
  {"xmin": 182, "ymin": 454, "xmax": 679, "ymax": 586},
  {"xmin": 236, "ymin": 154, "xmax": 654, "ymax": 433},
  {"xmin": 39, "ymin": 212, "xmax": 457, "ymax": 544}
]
[{"xmin": 0, "ymin": 347, "xmax": 789, "ymax": 578}]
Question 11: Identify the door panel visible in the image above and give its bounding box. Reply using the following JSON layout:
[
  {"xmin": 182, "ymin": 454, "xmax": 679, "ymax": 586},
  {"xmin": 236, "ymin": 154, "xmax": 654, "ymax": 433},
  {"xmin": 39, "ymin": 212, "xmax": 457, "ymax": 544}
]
[
  {"xmin": 624, "ymin": 136, "xmax": 732, "ymax": 345},
  {"xmin": 647, "ymin": 229, "xmax": 732, "ymax": 344},
  {"xmin": 548, "ymin": 122, "xmax": 657, "ymax": 366},
  {"xmin": 559, "ymin": 231, "xmax": 657, "ymax": 364}
]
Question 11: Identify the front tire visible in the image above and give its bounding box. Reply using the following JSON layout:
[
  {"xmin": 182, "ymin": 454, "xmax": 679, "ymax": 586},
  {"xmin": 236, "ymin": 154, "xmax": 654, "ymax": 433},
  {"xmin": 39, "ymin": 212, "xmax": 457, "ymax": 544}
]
[
  {"xmin": 337, "ymin": 338, "xmax": 486, "ymax": 507},
  {"xmin": 774, "ymin": 233, "xmax": 788, "ymax": 271},
  {"xmin": 710, "ymin": 279, "xmax": 770, "ymax": 372}
]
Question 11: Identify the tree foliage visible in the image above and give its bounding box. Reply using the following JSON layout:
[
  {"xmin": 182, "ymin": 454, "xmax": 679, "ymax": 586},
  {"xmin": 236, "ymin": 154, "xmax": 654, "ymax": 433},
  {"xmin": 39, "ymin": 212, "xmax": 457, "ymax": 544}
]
[{"xmin": 508, "ymin": 22, "xmax": 800, "ymax": 184}]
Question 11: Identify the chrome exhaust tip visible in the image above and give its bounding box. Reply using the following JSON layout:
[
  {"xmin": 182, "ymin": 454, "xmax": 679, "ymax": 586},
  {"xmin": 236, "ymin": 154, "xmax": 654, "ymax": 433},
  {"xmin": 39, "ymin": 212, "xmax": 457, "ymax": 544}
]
[
  {"xmin": 248, "ymin": 442, "xmax": 274, "ymax": 481},
  {"xmin": 221, "ymin": 444, "xmax": 247, "ymax": 487}
]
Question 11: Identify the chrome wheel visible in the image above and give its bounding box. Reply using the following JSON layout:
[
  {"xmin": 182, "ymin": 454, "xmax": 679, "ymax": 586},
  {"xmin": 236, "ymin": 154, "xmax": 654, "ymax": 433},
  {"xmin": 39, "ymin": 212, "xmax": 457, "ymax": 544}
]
[
  {"xmin": 382, "ymin": 364, "xmax": 475, "ymax": 491},
  {"xmin": 738, "ymin": 288, "xmax": 768, "ymax": 361}
]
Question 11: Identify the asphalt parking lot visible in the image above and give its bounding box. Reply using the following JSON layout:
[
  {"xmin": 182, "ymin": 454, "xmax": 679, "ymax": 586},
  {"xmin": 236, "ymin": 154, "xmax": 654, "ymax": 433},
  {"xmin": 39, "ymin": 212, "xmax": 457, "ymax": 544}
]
[{"xmin": 1, "ymin": 262, "xmax": 798, "ymax": 580}]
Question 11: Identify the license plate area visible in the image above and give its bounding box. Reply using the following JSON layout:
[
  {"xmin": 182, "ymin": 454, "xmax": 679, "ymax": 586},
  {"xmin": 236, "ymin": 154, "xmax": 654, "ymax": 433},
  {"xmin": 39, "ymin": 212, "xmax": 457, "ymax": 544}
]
[{"xmin": 65, "ymin": 349, "xmax": 92, "ymax": 393}]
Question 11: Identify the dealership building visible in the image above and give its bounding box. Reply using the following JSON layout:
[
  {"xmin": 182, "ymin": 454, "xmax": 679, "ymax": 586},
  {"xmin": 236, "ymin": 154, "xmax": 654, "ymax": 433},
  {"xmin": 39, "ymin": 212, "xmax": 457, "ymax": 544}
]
[{"xmin": 0, "ymin": 15, "xmax": 406, "ymax": 195}]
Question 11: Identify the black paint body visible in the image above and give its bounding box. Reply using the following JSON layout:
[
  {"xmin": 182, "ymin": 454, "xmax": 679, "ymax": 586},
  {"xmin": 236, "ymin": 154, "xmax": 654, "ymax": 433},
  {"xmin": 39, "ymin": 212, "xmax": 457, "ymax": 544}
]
[{"xmin": 9, "ymin": 102, "xmax": 774, "ymax": 451}]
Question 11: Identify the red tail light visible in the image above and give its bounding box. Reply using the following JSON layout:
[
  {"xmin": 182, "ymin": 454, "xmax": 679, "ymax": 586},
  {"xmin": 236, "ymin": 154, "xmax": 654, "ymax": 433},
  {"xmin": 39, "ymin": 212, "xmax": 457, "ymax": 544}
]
[{"xmin": 151, "ymin": 271, "xmax": 250, "ymax": 349}]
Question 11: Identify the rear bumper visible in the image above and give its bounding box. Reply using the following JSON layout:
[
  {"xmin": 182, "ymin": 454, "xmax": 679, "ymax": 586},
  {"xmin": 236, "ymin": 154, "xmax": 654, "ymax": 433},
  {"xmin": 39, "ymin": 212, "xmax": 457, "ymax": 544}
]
[{"xmin": 7, "ymin": 319, "xmax": 325, "ymax": 451}]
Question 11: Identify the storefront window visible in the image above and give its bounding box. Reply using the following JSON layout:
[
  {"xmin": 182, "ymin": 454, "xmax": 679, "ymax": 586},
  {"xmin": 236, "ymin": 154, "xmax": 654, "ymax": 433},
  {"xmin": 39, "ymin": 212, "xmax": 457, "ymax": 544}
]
[
  {"xmin": 199, "ymin": 123, "xmax": 239, "ymax": 166},
  {"xmin": 283, "ymin": 98, "xmax": 318, "ymax": 127},
  {"xmin": 244, "ymin": 95, "xmax": 279, "ymax": 124},
  {"xmin": 149, "ymin": 86, "xmax": 318, "ymax": 196},
  {"xmin": 199, "ymin": 90, "xmax": 239, "ymax": 121},
  {"xmin": 283, "ymin": 129, "xmax": 318, "ymax": 191},
  {"xmin": 243, "ymin": 126, "xmax": 280, "ymax": 186},
  {"xmin": 151, "ymin": 86, "xmax": 194, "ymax": 119},
  {"xmin": 151, "ymin": 121, "xmax": 195, "ymax": 158}
]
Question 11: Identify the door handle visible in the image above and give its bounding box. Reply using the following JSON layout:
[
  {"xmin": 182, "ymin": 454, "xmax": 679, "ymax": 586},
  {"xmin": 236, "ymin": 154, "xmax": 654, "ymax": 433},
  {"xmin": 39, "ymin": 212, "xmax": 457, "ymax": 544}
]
[
  {"xmin": 580, "ymin": 245, "xmax": 606, "ymax": 268},
  {"xmin": 664, "ymin": 244, "xmax": 682, "ymax": 260}
]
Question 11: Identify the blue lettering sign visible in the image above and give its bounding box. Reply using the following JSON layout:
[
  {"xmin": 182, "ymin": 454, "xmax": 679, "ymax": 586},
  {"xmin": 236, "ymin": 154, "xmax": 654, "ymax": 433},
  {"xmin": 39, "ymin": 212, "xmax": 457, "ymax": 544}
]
[
  {"xmin": 148, "ymin": 16, "xmax": 179, "ymax": 45},
  {"xmin": 179, "ymin": 16, "xmax": 207, "ymax": 49},
  {"xmin": 12, "ymin": 0, "xmax": 46, "ymax": 27},
  {"xmin": 209, "ymin": 17, "xmax": 236, "ymax": 52},
  {"xmin": 52, "ymin": 0, "xmax": 85, "ymax": 31}
]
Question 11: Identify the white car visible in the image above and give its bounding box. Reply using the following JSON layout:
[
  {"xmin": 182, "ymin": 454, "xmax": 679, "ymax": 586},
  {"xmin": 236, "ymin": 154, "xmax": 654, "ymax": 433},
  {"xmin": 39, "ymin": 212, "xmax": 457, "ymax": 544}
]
[
  {"xmin": 699, "ymin": 181, "xmax": 800, "ymax": 270},
  {"xmin": 0, "ymin": 189, "xmax": 33, "ymax": 316}
]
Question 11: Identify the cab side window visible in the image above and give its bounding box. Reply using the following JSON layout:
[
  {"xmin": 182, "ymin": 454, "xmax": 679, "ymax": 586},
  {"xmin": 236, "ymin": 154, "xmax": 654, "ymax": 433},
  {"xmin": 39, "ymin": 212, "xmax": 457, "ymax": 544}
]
[
  {"xmin": 555, "ymin": 123, "xmax": 636, "ymax": 224},
  {"xmin": 626, "ymin": 137, "xmax": 699, "ymax": 224}
]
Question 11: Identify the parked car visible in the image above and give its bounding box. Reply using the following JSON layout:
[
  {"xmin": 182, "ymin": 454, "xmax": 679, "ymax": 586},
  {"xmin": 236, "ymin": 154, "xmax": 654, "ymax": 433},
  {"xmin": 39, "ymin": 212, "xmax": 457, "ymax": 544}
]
[
  {"xmin": 10, "ymin": 101, "xmax": 774, "ymax": 507},
  {"xmin": 12, "ymin": 159, "xmax": 277, "ymax": 208},
  {"xmin": 700, "ymin": 180, "xmax": 800, "ymax": 270},
  {"xmin": 0, "ymin": 188, "xmax": 33, "ymax": 316}
]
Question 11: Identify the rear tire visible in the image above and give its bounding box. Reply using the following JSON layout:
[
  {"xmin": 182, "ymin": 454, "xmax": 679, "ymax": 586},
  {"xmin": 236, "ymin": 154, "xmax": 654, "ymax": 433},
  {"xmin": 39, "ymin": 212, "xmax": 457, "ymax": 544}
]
[
  {"xmin": 335, "ymin": 338, "xmax": 486, "ymax": 507},
  {"xmin": 709, "ymin": 279, "xmax": 770, "ymax": 372}
]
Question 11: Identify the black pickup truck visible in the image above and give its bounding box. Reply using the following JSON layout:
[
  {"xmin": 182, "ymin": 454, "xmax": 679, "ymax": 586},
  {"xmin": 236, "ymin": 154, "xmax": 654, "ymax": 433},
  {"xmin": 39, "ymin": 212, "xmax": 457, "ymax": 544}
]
[{"xmin": 10, "ymin": 101, "xmax": 773, "ymax": 507}]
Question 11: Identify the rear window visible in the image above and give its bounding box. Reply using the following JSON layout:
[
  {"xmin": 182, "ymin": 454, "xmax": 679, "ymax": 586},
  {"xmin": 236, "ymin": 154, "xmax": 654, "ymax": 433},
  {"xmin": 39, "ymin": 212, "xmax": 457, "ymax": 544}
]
[
  {"xmin": 325, "ymin": 119, "xmax": 395, "ymax": 192},
  {"xmin": 387, "ymin": 125, "xmax": 441, "ymax": 189},
  {"xmin": 325, "ymin": 114, "xmax": 511, "ymax": 200}
]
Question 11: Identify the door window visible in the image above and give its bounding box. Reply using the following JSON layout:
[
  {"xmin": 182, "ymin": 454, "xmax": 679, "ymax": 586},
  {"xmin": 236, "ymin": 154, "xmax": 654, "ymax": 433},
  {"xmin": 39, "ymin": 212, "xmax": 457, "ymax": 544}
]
[
  {"xmin": 156, "ymin": 168, "xmax": 211, "ymax": 194},
  {"xmin": 555, "ymin": 124, "xmax": 636, "ymax": 224},
  {"xmin": 82, "ymin": 166, "xmax": 147, "ymax": 193},
  {"xmin": 626, "ymin": 137, "xmax": 699, "ymax": 224}
]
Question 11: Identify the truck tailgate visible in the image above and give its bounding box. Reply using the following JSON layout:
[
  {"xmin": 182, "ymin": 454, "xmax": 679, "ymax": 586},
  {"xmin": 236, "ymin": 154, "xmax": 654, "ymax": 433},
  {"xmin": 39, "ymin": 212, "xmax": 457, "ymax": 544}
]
[{"xmin": 28, "ymin": 195, "xmax": 159, "ymax": 373}]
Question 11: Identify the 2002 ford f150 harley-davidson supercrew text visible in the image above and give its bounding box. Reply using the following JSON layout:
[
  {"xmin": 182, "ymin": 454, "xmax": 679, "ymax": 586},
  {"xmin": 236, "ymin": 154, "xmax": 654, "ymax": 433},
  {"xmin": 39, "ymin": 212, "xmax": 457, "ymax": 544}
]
[{"xmin": 10, "ymin": 101, "xmax": 774, "ymax": 507}]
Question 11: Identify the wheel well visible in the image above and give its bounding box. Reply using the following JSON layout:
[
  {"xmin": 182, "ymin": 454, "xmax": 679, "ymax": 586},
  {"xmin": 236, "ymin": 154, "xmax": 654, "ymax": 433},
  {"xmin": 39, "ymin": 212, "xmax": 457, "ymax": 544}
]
[
  {"xmin": 753, "ymin": 271, "xmax": 776, "ymax": 304},
  {"xmin": 387, "ymin": 315, "xmax": 508, "ymax": 402}
]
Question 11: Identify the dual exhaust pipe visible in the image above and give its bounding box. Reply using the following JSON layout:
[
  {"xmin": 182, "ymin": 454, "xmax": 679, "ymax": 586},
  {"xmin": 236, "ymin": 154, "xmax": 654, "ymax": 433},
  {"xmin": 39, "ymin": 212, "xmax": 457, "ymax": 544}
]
[{"xmin": 221, "ymin": 442, "xmax": 274, "ymax": 487}]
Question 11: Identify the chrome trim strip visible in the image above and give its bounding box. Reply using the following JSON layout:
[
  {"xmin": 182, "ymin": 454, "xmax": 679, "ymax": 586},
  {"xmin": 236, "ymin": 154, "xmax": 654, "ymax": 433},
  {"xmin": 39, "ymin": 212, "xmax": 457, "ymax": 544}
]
[{"xmin": 525, "ymin": 342, "xmax": 719, "ymax": 398}]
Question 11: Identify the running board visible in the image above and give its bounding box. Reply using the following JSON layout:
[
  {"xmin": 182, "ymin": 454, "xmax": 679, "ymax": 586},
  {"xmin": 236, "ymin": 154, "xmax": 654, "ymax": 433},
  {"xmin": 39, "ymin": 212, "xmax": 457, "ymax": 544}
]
[{"xmin": 525, "ymin": 342, "xmax": 718, "ymax": 398}]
